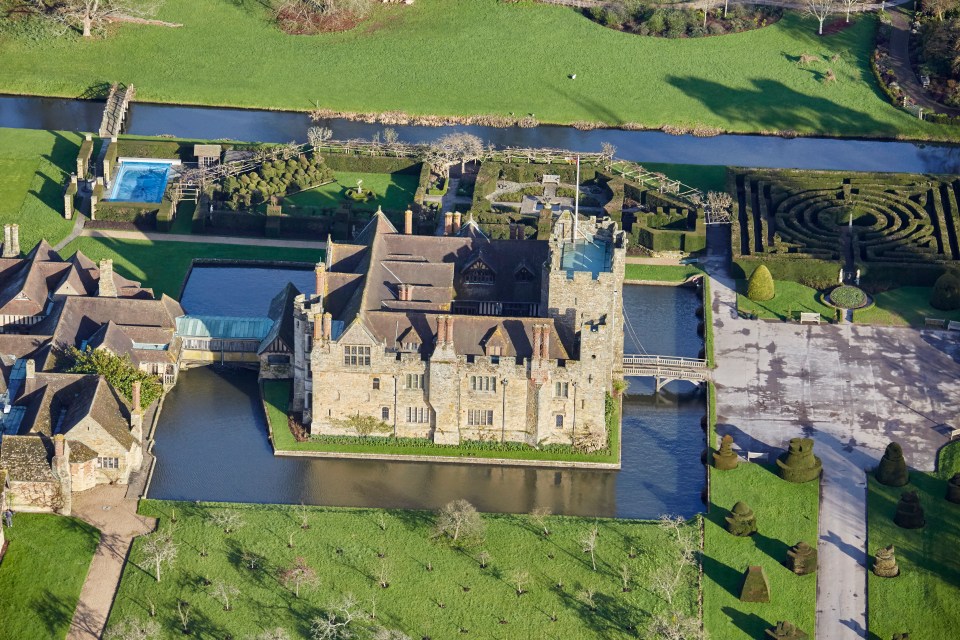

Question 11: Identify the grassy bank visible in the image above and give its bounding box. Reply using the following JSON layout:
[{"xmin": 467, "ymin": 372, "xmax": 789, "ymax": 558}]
[
  {"xmin": 285, "ymin": 172, "xmax": 419, "ymax": 213},
  {"xmin": 59, "ymin": 238, "xmax": 325, "ymax": 299},
  {"xmin": 108, "ymin": 500, "xmax": 697, "ymax": 639},
  {"xmin": 265, "ymin": 381, "xmax": 620, "ymax": 465},
  {"xmin": 736, "ymin": 279, "xmax": 834, "ymax": 321},
  {"xmin": 852, "ymin": 286, "xmax": 960, "ymax": 327},
  {"xmin": 624, "ymin": 263, "xmax": 704, "ymax": 282},
  {"xmin": 0, "ymin": 513, "xmax": 100, "ymax": 640},
  {"xmin": 703, "ymin": 462, "xmax": 820, "ymax": 639},
  {"xmin": 0, "ymin": 2, "xmax": 941, "ymax": 140},
  {"xmin": 867, "ymin": 442, "xmax": 960, "ymax": 638}
]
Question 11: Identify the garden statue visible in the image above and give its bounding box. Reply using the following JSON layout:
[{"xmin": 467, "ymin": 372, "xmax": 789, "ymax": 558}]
[
  {"xmin": 766, "ymin": 621, "xmax": 808, "ymax": 640},
  {"xmin": 947, "ymin": 473, "xmax": 960, "ymax": 504},
  {"xmin": 786, "ymin": 541, "xmax": 818, "ymax": 575},
  {"xmin": 776, "ymin": 437, "xmax": 822, "ymax": 483},
  {"xmin": 894, "ymin": 491, "xmax": 925, "ymax": 529},
  {"xmin": 873, "ymin": 545, "xmax": 900, "ymax": 578},
  {"xmin": 726, "ymin": 501, "xmax": 757, "ymax": 537},
  {"xmin": 714, "ymin": 434, "xmax": 739, "ymax": 470},
  {"xmin": 740, "ymin": 565, "xmax": 770, "ymax": 602},
  {"xmin": 875, "ymin": 442, "xmax": 909, "ymax": 487}
]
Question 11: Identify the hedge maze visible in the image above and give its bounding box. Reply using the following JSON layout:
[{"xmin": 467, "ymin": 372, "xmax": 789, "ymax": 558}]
[{"xmin": 730, "ymin": 170, "xmax": 960, "ymax": 266}]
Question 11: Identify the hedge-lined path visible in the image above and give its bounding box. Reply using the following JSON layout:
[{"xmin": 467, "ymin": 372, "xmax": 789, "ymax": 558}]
[
  {"xmin": 888, "ymin": 8, "xmax": 960, "ymax": 117},
  {"xmin": 66, "ymin": 486, "xmax": 157, "ymax": 640},
  {"xmin": 706, "ymin": 268, "xmax": 960, "ymax": 639},
  {"xmin": 79, "ymin": 228, "xmax": 328, "ymax": 250},
  {"xmin": 53, "ymin": 214, "xmax": 87, "ymax": 252}
]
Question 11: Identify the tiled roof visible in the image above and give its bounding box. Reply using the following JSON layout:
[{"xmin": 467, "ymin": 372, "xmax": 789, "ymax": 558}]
[
  {"xmin": 68, "ymin": 440, "xmax": 97, "ymax": 463},
  {"xmin": 258, "ymin": 283, "xmax": 301, "ymax": 354},
  {"xmin": 0, "ymin": 435, "xmax": 54, "ymax": 483}
]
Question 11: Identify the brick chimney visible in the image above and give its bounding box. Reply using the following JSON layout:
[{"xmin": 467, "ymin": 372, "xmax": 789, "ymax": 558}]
[
  {"xmin": 452, "ymin": 212, "xmax": 462, "ymax": 235},
  {"xmin": 313, "ymin": 316, "xmax": 323, "ymax": 342},
  {"xmin": 25, "ymin": 359, "xmax": 35, "ymax": 379},
  {"xmin": 444, "ymin": 211, "xmax": 453, "ymax": 236},
  {"xmin": 540, "ymin": 324, "xmax": 550, "ymax": 360},
  {"xmin": 532, "ymin": 325, "xmax": 543, "ymax": 361},
  {"xmin": 98, "ymin": 259, "xmax": 117, "ymax": 297},
  {"xmin": 404, "ymin": 208, "xmax": 413, "ymax": 235},
  {"xmin": 445, "ymin": 315, "xmax": 454, "ymax": 345},
  {"xmin": 132, "ymin": 380, "xmax": 142, "ymax": 413},
  {"xmin": 54, "ymin": 434, "xmax": 65, "ymax": 458},
  {"xmin": 315, "ymin": 262, "xmax": 326, "ymax": 299},
  {"xmin": 436, "ymin": 316, "xmax": 447, "ymax": 344},
  {"xmin": 405, "ymin": 284, "xmax": 414, "ymax": 302},
  {"xmin": 322, "ymin": 312, "xmax": 332, "ymax": 340}
]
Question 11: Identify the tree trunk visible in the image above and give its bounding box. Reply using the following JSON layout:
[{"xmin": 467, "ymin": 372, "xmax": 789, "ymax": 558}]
[
  {"xmin": 83, "ymin": 15, "xmax": 92, "ymax": 37},
  {"xmin": 845, "ymin": 6, "xmax": 850, "ymax": 22},
  {"xmin": 724, "ymin": 0, "xmax": 729, "ymax": 18},
  {"xmin": 818, "ymin": 17, "xmax": 825, "ymax": 34},
  {"xmin": 155, "ymin": 560, "xmax": 161, "ymax": 582}
]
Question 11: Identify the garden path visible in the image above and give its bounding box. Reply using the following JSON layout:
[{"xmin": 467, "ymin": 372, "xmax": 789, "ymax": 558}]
[
  {"xmin": 66, "ymin": 485, "xmax": 157, "ymax": 640},
  {"xmin": 887, "ymin": 8, "xmax": 960, "ymax": 117},
  {"xmin": 707, "ymin": 269, "xmax": 960, "ymax": 639},
  {"xmin": 78, "ymin": 228, "xmax": 327, "ymax": 250}
]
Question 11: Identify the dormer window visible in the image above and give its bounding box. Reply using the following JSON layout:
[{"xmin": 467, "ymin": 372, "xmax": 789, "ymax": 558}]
[
  {"xmin": 464, "ymin": 260, "xmax": 495, "ymax": 285},
  {"xmin": 515, "ymin": 266, "xmax": 535, "ymax": 282}
]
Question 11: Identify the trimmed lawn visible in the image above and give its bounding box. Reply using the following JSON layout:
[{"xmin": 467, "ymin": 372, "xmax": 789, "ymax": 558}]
[
  {"xmin": 0, "ymin": 513, "xmax": 100, "ymax": 640},
  {"xmin": 642, "ymin": 163, "xmax": 729, "ymax": 194},
  {"xmin": 108, "ymin": 500, "xmax": 697, "ymax": 639},
  {"xmin": 852, "ymin": 286, "xmax": 960, "ymax": 327},
  {"xmin": 0, "ymin": 3, "xmax": 941, "ymax": 139},
  {"xmin": 285, "ymin": 172, "xmax": 419, "ymax": 213},
  {"xmin": 867, "ymin": 442, "xmax": 960, "ymax": 639},
  {"xmin": 0, "ymin": 127, "xmax": 79, "ymax": 251},
  {"xmin": 59, "ymin": 238, "xmax": 324, "ymax": 299},
  {"xmin": 265, "ymin": 380, "xmax": 621, "ymax": 464},
  {"xmin": 703, "ymin": 462, "xmax": 820, "ymax": 640},
  {"xmin": 624, "ymin": 263, "xmax": 704, "ymax": 282},
  {"xmin": 737, "ymin": 279, "xmax": 835, "ymax": 321}
]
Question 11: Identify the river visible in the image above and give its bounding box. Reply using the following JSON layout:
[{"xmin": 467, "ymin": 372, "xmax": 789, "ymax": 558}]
[{"xmin": 147, "ymin": 268, "xmax": 706, "ymax": 519}]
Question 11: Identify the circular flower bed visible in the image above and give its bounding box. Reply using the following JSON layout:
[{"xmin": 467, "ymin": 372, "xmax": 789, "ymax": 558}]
[{"xmin": 828, "ymin": 285, "xmax": 868, "ymax": 309}]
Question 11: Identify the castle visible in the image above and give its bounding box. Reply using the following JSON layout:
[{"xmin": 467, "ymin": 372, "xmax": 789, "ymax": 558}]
[{"xmin": 290, "ymin": 208, "xmax": 627, "ymax": 447}]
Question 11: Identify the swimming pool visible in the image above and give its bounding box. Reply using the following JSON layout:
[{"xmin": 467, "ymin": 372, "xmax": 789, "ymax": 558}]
[
  {"xmin": 561, "ymin": 237, "xmax": 613, "ymax": 277},
  {"xmin": 107, "ymin": 159, "xmax": 178, "ymax": 203}
]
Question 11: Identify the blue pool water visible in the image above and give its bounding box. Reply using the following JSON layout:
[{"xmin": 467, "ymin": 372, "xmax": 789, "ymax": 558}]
[
  {"xmin": 561, "ymin": 238, "xmax": 613, "ymax": 277},
  {"xmin": 107, "ymin": 160, "xmax": 174, "ymax": 203}
]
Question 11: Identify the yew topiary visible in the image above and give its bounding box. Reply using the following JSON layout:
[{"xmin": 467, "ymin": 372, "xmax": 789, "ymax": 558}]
[
  {"xmin": 714, "ymin": 434, "xmax": 739, "ymax": 470},
  {"xmin": 873, "ymin": 545, "xmax": 899, "ymax": 578},
  {"xmin": 875, "ymin": 442, "xmax": 909, "ymax": 487},
  {"xmin": 776, "ymin": 437, "xmax": 822, "ymax": 483},
  {"xmin": 786, "ymin": 541, "xmax": 818, "ymax": 575},
  {"xmin": 766, "ymin": 621, "xmax": 809, "ymax": 639},
  {"xmin": 740, "ymin": 565, "xmax": 771, "ymax": 602},
  {"xmin": 947, "ymin": 473, "xmax": 960, "ymax": 504},
  {"xmin": 894, "ymin": 491, "xmax": 925, "ymax": 529},
  {"xmin": 931, "ymin": 272, "xmax": 960, "ymax": 311},
  {"xmin": 726, "ymin": 501, "xmax": 758, "ymax": 537},
  {"xmin": 747, "ymin": 264, "xmax": 776, "ymax": 302}
]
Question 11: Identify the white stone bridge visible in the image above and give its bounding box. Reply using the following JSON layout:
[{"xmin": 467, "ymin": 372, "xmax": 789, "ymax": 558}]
[{"xmin": 622, "ymin": 354, "xmax": 710, "ymax": 392}]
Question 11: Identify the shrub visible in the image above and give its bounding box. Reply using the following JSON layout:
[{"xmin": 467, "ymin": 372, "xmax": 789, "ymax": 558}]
[
  {"xmin": 776, "ymin": 437, "xmax": 822, "ymax": 483},
  {"xmin": 786, "ymin": 541, "xmax": 818, "ymax": 575},
  {"xmin": 713, "ymin": 434, "xmax": 738, "ymax": 470},
  {"xmin": 893, "ymin": 490, "xmax": 926, "ymax": 529},
  {"xmin": 829, "ymin": 285, "xmax": 867, "ymax": 309},
  {"xmin": 725, "ymin": 501, "xmax": 757, "ymax": 537},
  {"xmin": 876, "ymin": 442, "xmax": 909, "ymax": 487},
  {"xmin": 746, "ymin": 264, "xmax": 775, "ymax": 301},
  {"xmin": 67, "ymin": 347, "xmax": 163, "ymax": 409},
  {"xmin": 930, "ymin": 272, "xmax": 960, "ymax": 310},
  {"xmin": 739, "ymin": 566, "xmax": 770, "ymax": 603}
]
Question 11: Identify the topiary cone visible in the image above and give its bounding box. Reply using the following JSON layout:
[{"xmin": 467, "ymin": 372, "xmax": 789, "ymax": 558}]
[
  {"xmin": 747, "ymin": 264, "xmax": 776, "ymax": 302},
  {"xmin": 930, "ymin": 272, "xmax": 960, "ymax": 311},
  {"xmin": 714, "ymin": 434, "xmax": 739, "ymax": 471},
  {"xmin": 740, "ymin": 565, "xmax": 771, "ymax": 602},
  {"xmin": 947, "ymin": 473, "xmax": 960, "ymax": 504},
  {"xmin": 875, "ymin": 442, "xmax": 909, "ymax": 487},
  {"xmin": 894, "ymin": 491, "xmax": 925, "ymax": 529},
  {"xmin": 726, "ymin": 501, "xmax": 758, "ymax": 537},
  {"xmin": 776, "ymin": 437, "xmax": 823, "ymax": 483},
  {"xmin": 873, "ymin": 545, "xmax": 900, "ymax": 578}
]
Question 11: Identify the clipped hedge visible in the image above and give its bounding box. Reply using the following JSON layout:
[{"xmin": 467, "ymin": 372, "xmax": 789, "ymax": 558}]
[
  {"xmin": 747, "ymin": 264, "xmax": 776, "ymax": 301},
  {"xmin": 499, "ymin": 161, "xmax": 597, "ymax": 184},
  {"xmin": 321, "ymin": 154, "xmax": 420, "ymax": 174},
  {"xmin": 631, "ymin": 224, "xmax": 705, "ymax": 253},
  {"xmin": 858, "ymin": 262, "xmax": 948, "ymax": 293},
  {"xmin": 77, "ymin": 137, "xmax": 94, "ymax": 177},
  {"xmin": 733, "ymin": 258, "xmax": 840, "ymax": 290},
  {"xmin": 116, "ymin": 139, "xmax": 183, "ymax": 160},
  {"xmin": 413, "ymin": 161, "xmax": 431, "ymax": 205},
  {"xmin": 93, "ymin": 201, "xmax": 160, "ymax": 225},
  {"xmin": 470, "ymin": 161, "xmax": 501, "ymax": 213},
  {"xmin": 155, "ymin": 198, "xmax": 176, "ymax": 232}
]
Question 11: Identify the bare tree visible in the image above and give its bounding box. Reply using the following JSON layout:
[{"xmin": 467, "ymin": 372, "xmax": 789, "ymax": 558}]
[
  {"xmin": 619, "ymin": 563, "xmax": 633, "ymax": 592},
  {"xmin": 372, "ymin": 629, "xmax": 410, "ymax": 640},
  {"xmin": 175, "ymin": 600, "xmax": 191, "ymax": 635},
  {"xmin": 580, "ymin": 526, "xmax": 599, "ymax": 571},
  {"xmin": 477, "ymin": 550, "xmax": 491, "ymax": 568},
  {"xmin": 530, "ymin": 506, "xmax": 553, "ymax": 536},
  {"xmin": 376, "ymin": 559, "xmax": 390, "ymax": 589},
  {"xmin": 805, "ymin": 0, "xmax": 837, "ymax": 35},
  {"xmin": 297, "ymin": 502, "xmax": 311, "ymax": 530},
  {"xmin": 311, "ymin": 594, "xmax": 364, "ymax": 640},
  {"xmin": 141, "ymin": 532, "xmax": 177, "ymax": 583},
  {"xmin": 434, "ymin": 499, "xmax": 486, "ymax": 546},
  {"xmin": 211, "ymin": 580, "xmax": 240, "ymax": 611},
  {"xmin": 250, "ymin": 630, "xmax": 291, "ymax": 640},
  {"xmin": 279, "ymin": 556, "xmax": 318, "ymax": 598},
  {"xmin": 105, "ymin": 618, "xmax": 160, "ymax": 640},
  {"xmin": 649, "ymin": 514, "xmax": 701, "ymax": 639},
  {"xmin": 511, "ymin": 570, "xmax": 529, "ymax": 596},
  {"xmin": 576, "ymin": 587, "xmax": 596, "ymax": 611},
  {"xmin": 241, "ymin": 549, "xmax": 264, "ymax": 571},
  {"xmin": 425, "ymin": 133, "xmax": 484, "ymax": 177},
  {"xmin": 839, "ymin": 0, "xmax": 862, "ymax": 22},
  {"xmin": 41, "ymin": 0, "xmax": 160, "ymax": 38},
  {"xmin": 599, "ymin": 142, "xmax": 617, "ymax": 169},
  {"xmin": 209, "ymin": 509, "xmax": 244, "ymax": 534},
  {"xmin": 308, "ymin": 126, "xmax": 333, "ymax": 150},
  {"xmin": 647, "ymin": 610, "xmax": 701, "ymax": 640}
]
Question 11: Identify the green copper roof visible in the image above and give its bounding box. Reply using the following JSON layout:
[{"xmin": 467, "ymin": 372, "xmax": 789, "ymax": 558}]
[{"xmin": 175, "ymin": 315, "xmax": 273, "ymax": 340}]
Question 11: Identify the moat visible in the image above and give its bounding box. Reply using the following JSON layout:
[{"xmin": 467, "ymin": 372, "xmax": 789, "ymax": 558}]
[{"xmin": 148, "ymin": 267, "xmax": 706, "ymax": 519}]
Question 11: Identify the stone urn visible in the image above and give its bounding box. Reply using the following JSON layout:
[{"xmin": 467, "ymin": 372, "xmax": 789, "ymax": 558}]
[
  {"xmin": 894, "ymin": 491, "xmax": 925, "ymax": 529},
  {"xmin": 714, "ymin": 434, "xmax": 739, "ymax": 471},
  {"xmin": 726, "ymin": 501, "xmax": 758, "ymax": 537},
  {"xmin": 766, "ymin": 621, "xmax": 809, "ymax": 639},
  {"xmin": 873, "ymin": 545, "xmax": 900, "ymax": 578},
  {"xmin": 776, "ymin": 437, "xmax": 823, "ymax": 483},
  {"xmin": 946, "ymin": 473, "xmax": 960, "ymax": 504},
  {"xmin": 876, "ymin": 442, "xmax": 909, "ymax": 487},
  {"xmin": 786, "ymin": 541, "xmax": 818, "ymax": 575}
]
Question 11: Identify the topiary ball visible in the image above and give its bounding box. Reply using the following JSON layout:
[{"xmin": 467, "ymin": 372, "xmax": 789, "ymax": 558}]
[
  {"xmin": 931, "ymin": 272, "xmax": 960, "ymax": 311},
  {"xmin": 747, "ymin": 265, "xmax": 775, "ymax": 302}
]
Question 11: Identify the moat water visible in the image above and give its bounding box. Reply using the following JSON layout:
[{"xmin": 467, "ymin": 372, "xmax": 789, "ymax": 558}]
[
  {"xmin": 148, "ymin": 268, "xmax": 706, "ymax": 519},
  {"xmin": 2, "ymin": 94, "xmax": 959, "ymax": 173}
]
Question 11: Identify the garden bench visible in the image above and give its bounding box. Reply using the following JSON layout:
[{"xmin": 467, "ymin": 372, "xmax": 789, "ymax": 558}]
[
  {"xmin": 948, "ymin": 321, "xmax": 960, "ymax": 332},
  {"xmin": 951, "ymin": 428, "xmax": 960, "ymax": 440},
  {"xmin": 925, "ymin": 318, "xmax": 947, "ymax": 328},
  {"xmin": 746, "ymin": 451, "xmax": 768, "ymax": 463},
  {"xmin": 799, "ymin": 313, "xmax": 821, "ymax": 324}
]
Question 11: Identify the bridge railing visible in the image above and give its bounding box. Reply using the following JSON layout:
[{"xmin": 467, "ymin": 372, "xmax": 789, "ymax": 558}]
[{"xmin": 622, "ymin": 354, "xmax": 708, "ymax": 369}]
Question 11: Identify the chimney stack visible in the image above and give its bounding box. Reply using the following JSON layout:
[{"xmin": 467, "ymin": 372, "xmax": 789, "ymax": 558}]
[
  {"xmin": 445, "ymin": 315, "xmax": 454, "ymax": 344},
  {"xmin": 322, "ymin": 312, "xmax": 332, "ymax": 340},
  {"xmin": 9, "ymin": 224, "xmax": 19, "ymax": 257},
  {"xmin": 532, "ymin": 325, "xmax": 543, "ymax": 361},
  {"xmin": 54, "ymin": 434, "xmax": 65, "ymax": 458},
  {"xmin": 313, "ymin": 316, "xmax": 323, "ymax": 342},
  {"xmin": 404, "ymin": 208, "xmax": 413, "ymax": 235},
  {"xmin": 315, "ymin": 262, "xmax": 326, "ymax": 299},
  {"xmin": 132, "ymin": 381, "xmax": 142, "ymax": 413},
  {"xmin": 452, "ymin": 212, "xmax": 462, "ymax": 235},
  {"xmin": 436, "ymin": 316, "xmax": 447, "ymax": 344},
  {"xmin": 444, "ymin": 211, "xmax": 453, "ymax": 236},
  {"xmin": 540, "ymin": 325, "xmax": 550, "ymax": 360},
  {"xmin": 2, "ymin": 225, "xmax": 12, "ymax": 259},
  {"xmin": 25, "ymin": 359, "xmax": 36, "ymax": 379},
  {"xmin": 98, "ymin": 259, "xmax": 117, "ymax": 297}
]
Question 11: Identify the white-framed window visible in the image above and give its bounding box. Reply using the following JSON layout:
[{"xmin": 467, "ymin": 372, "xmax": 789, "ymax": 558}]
[
  {"xmin": 343, "ymin": 345, "xmax": 371, "ymax": 367},
  {"xmin": 97, "ymin": 457, "xmax": 119, "ymax": 470},
  {"xmin": 405, "ymin": 374, "xmax": 424, "ymax": 390},
  {"xmin": 406, "ymin": 407, "xmax": 430, "ymax": 424},
  {"xmin": 555, "ymin": 382, "xmax": 569, "ymax": 398},
  {"xmin": 468, "ymin": 409, "xmax": 495, "ymax": 426},
  {"xmin": 470, "ymin": 376, "xmax": 497, "ymax": 393}
]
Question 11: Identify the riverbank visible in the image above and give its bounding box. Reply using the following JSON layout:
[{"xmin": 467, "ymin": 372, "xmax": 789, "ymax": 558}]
[{"xmin": 0, "ymin": 2, "xmax": 948, "ymax": 141}]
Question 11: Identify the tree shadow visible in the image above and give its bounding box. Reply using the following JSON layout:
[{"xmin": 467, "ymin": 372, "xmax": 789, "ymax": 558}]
[
  {"xmin": 721, "ymin": 605, "xmax": 773, "ymax": 638},
  {"xmin": 753, "ymin": 532, "xmax": 790, "ymax": 566},
  {"xmin": 702, "ymin": 554, "xmax": 743, "ymax": 598},
  {"xmin": 32, "ymin": 589, "xmax": 73, "ymax": 637}
]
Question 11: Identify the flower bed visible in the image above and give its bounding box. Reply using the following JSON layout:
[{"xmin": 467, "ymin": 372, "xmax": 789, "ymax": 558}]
[{"xmin": 828, "ymin": 285, "xmax": 868, "ymax": 309}]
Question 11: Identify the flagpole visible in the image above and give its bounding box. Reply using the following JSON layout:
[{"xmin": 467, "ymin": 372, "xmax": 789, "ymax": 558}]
[{"xmin": 574, "ymin": 155, "xmax": 580, "ymax": 242}]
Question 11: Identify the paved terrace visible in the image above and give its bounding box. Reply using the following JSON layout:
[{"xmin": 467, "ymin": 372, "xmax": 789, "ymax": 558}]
[{"xmin": 709, "ymin": 272, "xmax": 960, "ymax": 640}]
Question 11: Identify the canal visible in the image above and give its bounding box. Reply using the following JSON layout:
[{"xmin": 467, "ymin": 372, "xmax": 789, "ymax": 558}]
[{"xmin": 148, "ymin": 267, "xmax": 706, "ymax": 519}]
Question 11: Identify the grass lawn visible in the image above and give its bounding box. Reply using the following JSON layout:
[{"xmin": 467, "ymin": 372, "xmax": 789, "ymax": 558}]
[
  {"xmin": 703, "ymin": 462, "xmax": 820, "ymax": 640},
  {"xmin": 737, "ymin": 279, "xmax": 835, "ymax": 321},
  {"xmin": 59, "ymin": 238, "xmax": 324, "ymax": 299},
  {"xmin": 642, "ymin": 163, "xmax": 729, "ymax": 194},
  {"xmin": 0, "ymin": 513, "xmax": 100, "ymax": 640},
  {"xmin": 285, "ymin": 172, "xmax": 419, "ymax": 213},
  {"xmin": 867, "ymin": 441, "xmax": 960, "ymax": 639},
  {"xmin": 108, "ymin": 500, "xmax": 697, "ymax": 639},
  {"xmin": 0, "ymin": 2, "xmax": 942, "ymax": 140},
  {"xmin": 0, "ymin": 127, "xmax": 79, "ymax": 251},
  {"xmin": 624, "ymin": 263, "xmax": 704, "ymax": 282},
  {"xmin": 852, "ymin": 286, "xmax": 960, "ymax": 327},
  {"xmin": 265, "ymin": 380, "xmax": 621, "ymax": 464}
]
